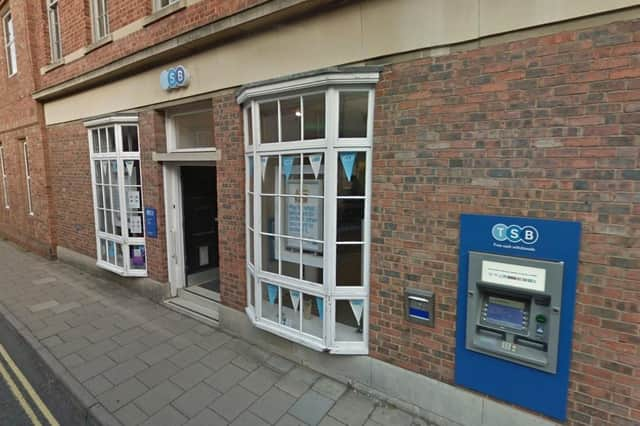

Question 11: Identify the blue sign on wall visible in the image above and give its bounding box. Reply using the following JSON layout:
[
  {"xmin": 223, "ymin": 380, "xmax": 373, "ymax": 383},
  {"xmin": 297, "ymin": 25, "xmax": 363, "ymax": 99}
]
[
  {"xmin": 145, "ymin": 207, "xmax": 157, "ymax": 238},
  {"xmin": 455, "ymin": 214, "xmax": 581, "ymax": 421},
  {"xmin": 160, "ymin": 65, "xmax": 190, "ymax": 91}
]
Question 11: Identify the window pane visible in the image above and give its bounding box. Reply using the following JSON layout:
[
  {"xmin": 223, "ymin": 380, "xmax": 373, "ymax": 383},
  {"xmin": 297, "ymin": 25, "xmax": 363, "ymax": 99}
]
[
  {"xmin": 337, "ymin": 199, "xmax": 364, "ymax": 242},
  {"xmin": 303, "ymin": 94, "xmax": 325, "ymax": 140},
  {"xmin": 259, "ymin": 101, "xmax": 278, "ymax": 143},
  {"xmin": 302, "ymin": 293, "xmax": 323, "ymax": 339},
  {"xmin": 302, "ymin": 245, "xmax": 323, "ymax": 284},
  {"xmin": 92, "ymin": 130, "xmax": 100, "ymax": 153},
  {"xmin": 261, "ymin": 196, "xmax": 275, "ymax": 233},
  {"xmin": 281, "ymin": 288, "xmax": 301, "ymax": 331},
  {"xmin": 99, "ymin": 128, "xmax": 107, "ymax": 152},
  {"xmin": 124, "ymin": 160, "xmax": 140, "ymax": 185},
  {"xmin": 114, "ymin": 211, "xmax": 122, "ymax": 235},
  {"xmin": 99, "ymin": 239, "xmax": 107, "ymax": 261},
  {"xmin": 261, "ymin": 235, "xmax": 277, "ymax": 273},
  {"xmin": 281, "ymin": 237, "xmax": 300, "ymax": 280},
  {"xmin": 174, "ymin": 111, "xmax": 213, "ymax": 149},
  {"xmin": 248, "ymin": 271, "xmax": 255, "ymax": 308},
  {"xmin": 302, "ymin": 198, "xmax": 323, "ymax": 241},
  {"xmin": 339, "ymin": 92, "xmax": 368, "ymax": 138},
  {"xmin": 116, "ymin": 243, "xmax": 124, "ymax": 267},
  {"xmin": 337, "ymin": 152, "xmax": 366, "ymax": 196},
  {"xmin": 107, "ymin": 240, "xmax": 116, "ymax": 264},
  {"xmin": 248, "ymin": 156, "xmax": 254, "ymax": 193},
  {"xmin": 105, "ymin": 211, "xmax": 113, "ymax": 234},
  {"xmin": 248, "ymin": 230, "xmax": 254, "ymax": 265},
  {"xmin": 281, "ymin": 155, "xmax": 300, "ymax": 195},
  {"xmin": 246, "ymin": 107, "xmax": 253, "ymax": 146},
  {"xmin": 261, "ymin": 282, "xmax": 279, "ymax": 323},
  {"xmin": 303, "ymin": 153, "xmax": 324, "ymax": 195},
  {"xmin": 130, "ymin": 245, "xmax": 146, "ymax": 270},
  {"xmin": 336, "ymin": 244, "xmax": 363, "ymax": 286},
  {"xmin": 122, "ymin": 126, "xmax": 139, "ymax": 152},
  {"xmin": 111, "ymin": 186, "xmax": 120, "ymax": 210},
  {"xmin": 282, "ymin": 197, "xmax": 300, "ymax": 237},
  {"xmin": 96, "ymin": 186, "xmax": 104, "ymax": 208},
  {"xmin": 98, "ymin": 211, "xmax": 105, "ymax": 232},
  {"xmin": 335, "ymin": 300, "xmax": 364, "ymax": 342},
  {"xmin": 261, "ymin": 156, "xmax": 277, "ymax": 194},
  {"xmin": 248, "ymin": 194, "xmax": 254, "ymax": 228},
  {"xmin": 109, "ymin": 160, "xmax": 118, "ymax": 185},
  {"xmin": 128, "ymin": 213, "xmax": 144, "ymax": 237},
  {"xmin": 94, "ymin": 161, "xmax": 102, "ymax": 183},
  {"xmin": 107, "ymin": 127, "xmax": 116, "ymax": 152},
  {"xmin": 103, "ymin": 186, "xmax": 112, "ymax": 209},
  {"xmin": 280, "ymin": 98, "xmax": 301, "ymax": 142}
]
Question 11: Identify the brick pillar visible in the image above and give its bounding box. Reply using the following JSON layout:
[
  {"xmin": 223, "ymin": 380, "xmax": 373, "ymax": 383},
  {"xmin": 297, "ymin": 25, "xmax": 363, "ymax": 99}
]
[{"xmin": 212, "ymin": 90, "xmax": 246, "ymax": 311}]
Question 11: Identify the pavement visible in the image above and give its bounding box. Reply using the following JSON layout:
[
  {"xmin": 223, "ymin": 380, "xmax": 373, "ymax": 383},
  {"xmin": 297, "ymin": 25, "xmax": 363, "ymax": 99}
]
[
  {"xmin": 0, "ymin": 239, "xmax": 429, "ymax": 426},
  {"xmin": 0, "ymin": 313, "xmax": 86, "ymax": 425}
]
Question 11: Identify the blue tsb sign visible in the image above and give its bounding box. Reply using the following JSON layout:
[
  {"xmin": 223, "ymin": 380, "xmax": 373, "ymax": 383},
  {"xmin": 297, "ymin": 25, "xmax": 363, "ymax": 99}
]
[
  {"xmin": 491, "ymin": 223, "xmax": 539, "ymax": 244},
  {"xmin": 160, "ymin": 65, "xmax": 190, "ymax": 91},
  {"xmin": 455, "ymin": 214, "xmax": 581, "ymax": 421}
]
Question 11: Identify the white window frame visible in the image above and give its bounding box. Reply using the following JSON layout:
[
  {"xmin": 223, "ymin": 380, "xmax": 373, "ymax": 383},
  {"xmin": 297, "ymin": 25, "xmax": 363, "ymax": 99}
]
[
  {"xmin": 240, "ymin": 73, "xmax": 378, "ymax": 355},
  {"xmin": 86, "ymin": 117, "xmax": 147, "ymax": 277},
  {"xmin": 3, "ymin": 11, "xmax": 16, "ymax": 76},
  {"xmin": 22, "ymin": 141, "xmax": 33, "ymax": 215},
  {"xmin": 0, "ymin": 144, "xmax": 8, "ymax": 209},
  {"xmin": 165, "ymin": 106, "xmax": 215, "ymax": 153},
  {"xmin": 47, "ymin": 0, "xmax": 62, "ymax": 63},
  {"xmin": 90, "ymin": 0, "xmax": 109, "ymax": 42},
  {"xmin": 154, "ymin": 0, "xmax": 180, "ymax": 11}
]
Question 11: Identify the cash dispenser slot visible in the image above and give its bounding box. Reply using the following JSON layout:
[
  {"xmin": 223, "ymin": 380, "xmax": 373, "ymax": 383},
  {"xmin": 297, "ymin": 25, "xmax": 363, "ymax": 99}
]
[{"xmin": 515, "ymin": 336, "xmax": 547, "ymax": 352}]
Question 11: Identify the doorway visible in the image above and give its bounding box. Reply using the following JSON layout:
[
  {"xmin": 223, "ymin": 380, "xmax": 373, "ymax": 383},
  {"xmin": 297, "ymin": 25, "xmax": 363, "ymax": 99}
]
[{"xmin": 181, "ymin": 166, "xmax": 219, "ymax": 300}]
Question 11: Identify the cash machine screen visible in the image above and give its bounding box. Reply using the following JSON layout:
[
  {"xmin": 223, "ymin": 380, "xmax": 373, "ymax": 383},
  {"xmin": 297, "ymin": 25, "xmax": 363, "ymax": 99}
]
[{"xmin": 485, "ymin": 297, "xmax": 526, "ymax": 329}]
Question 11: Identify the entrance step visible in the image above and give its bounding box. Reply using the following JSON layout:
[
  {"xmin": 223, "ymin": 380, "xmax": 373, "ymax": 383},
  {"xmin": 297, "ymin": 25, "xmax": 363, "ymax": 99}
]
[{"xmin": 164, "ymin": 292, "xmax": 219, "ymax": 327}]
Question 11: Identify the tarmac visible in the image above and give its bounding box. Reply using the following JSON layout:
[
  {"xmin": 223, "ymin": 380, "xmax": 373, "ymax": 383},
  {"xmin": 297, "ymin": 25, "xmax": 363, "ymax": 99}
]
[{"xmin": 0, "ymin": 239, "xmax": 430, "ymax": 426}]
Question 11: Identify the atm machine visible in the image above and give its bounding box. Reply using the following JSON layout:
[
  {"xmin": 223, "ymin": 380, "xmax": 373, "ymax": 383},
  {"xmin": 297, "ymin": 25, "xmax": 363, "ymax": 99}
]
[
  {"xmin": 466, "ymin": 252, "xmax": 563, "ymax": 374},
  {"xmin": 455, "ymin": 214, "xmax": 581, "ymax": 421}
]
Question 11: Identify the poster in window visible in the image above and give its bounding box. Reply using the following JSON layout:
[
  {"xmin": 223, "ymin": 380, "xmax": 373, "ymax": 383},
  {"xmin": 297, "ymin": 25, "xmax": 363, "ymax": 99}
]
[
  {"xmin": 131, "ymin": 246, "xmax": 145, "ymax": 266},
  {"xmin": 284, "ymin": 179, "xmax": 322, "ymax": 253},
  {"xmin": 127, "ymin": 190, "xmax": 140, "ymax": 209},
  {"xmin": 129, "ymin": 215, "xmax": 142, "ymax": 234}
]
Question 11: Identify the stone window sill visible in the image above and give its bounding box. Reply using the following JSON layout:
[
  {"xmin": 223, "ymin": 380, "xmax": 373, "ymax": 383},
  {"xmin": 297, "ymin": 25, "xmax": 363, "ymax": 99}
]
[
  {"xmin": 143, "ymin": 0, "xmax": 187, "ymax": 27},
  {"xmin": 40, "ymin": 59, "xmax": 65, "ymax": 75},
  {"xmin": 85, "ymin": 34, "xmax": 113, "ymax": 55}
]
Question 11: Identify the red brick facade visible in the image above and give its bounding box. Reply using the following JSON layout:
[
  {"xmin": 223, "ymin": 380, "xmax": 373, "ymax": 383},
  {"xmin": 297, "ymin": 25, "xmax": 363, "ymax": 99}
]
[
  {"xmin": 370, "ymin": 19, "xmax": 640, "ymax": 426},
  {"xmin": 0, "ymin": 0, "xmax": 55, "ymax": 256}
]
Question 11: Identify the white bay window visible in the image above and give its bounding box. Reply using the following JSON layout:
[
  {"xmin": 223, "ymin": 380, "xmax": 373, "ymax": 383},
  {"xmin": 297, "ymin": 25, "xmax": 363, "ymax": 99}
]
[
  {"xmin": 238, "ymin": 70, "xmax": 378, "ymax": 354},
  {"xmin": 86, "ymin": 117, "xmax": 147, "ymax": 276}
]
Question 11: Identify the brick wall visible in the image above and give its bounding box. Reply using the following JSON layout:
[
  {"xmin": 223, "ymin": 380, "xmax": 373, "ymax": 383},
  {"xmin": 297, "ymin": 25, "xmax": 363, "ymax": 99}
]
[
  {"xmin": 212, "ymin": 90, "xmax": 247, "ymax": 311},
  {"xmin": 0, "ymin": 0, "xmax": 54, "ymax": 256},
  {"xmin": 47, "ymin": 121, "xmax": 96, "ymax": 258},
  {"xmin": 139, "ymin": 110, "xmax": 168, "ymax": 283},
  {"xmin": 369, "ymin": 18, "xmax": 640, "ymax": 426},
  {"xmin": 39, "ymin": 0, "xmax": 268, "ymax": 88}
]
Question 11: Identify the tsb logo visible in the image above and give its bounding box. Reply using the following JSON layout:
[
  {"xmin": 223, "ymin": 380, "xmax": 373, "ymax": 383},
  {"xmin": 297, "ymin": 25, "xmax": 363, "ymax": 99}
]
[{"xmin": 491, "ymin": 223, "xmax": 539, "ymax": 244}]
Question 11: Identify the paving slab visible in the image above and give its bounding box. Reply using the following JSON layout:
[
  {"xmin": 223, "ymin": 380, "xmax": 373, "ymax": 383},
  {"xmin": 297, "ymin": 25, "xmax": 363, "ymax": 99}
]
[
  {"xmin": 210, "ymin": 385, "xmax": 258, "ymax": 422},
  {"xmin": 172, "ymin": 382, "xmax": 222, "ymax": 418},
  {"xmin": 328, "ymin": 391, "xmax": 376, "ymax": 426},
  {"xmin": 134, "ymin": 380, "xmax": 184, "ymax": 416},
  {"xmin": 289, "ymin": 390, "xmax": 335, "ymax": 426},
  {"xmin": 98, "ymin": 377, "xmax": 149, "ymax": 412},
  {"xmin": 141, "ymin": 404, "xmax": 188, "ymax": 426},
  {"xmin": 250, "ymin": 387, "xmax": 296, "ymax": 424},
  {"xmin": 230, "ymin": 411, "xmax": 270, "ymax": 426},
  {"xmin": 205, "ymin": 364, "xmax": 248, "ymax": 393},
  {"xmin": 239, "ymin": 366, "xmax": 281, "ymax": 396},
  {"xmin": 114, "ymin": 403, "xmax": 149, "ymax": 426},
  {"xmin": 184, "ymin": 408, "xmax": 229, "ymax": 426}
]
